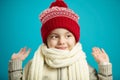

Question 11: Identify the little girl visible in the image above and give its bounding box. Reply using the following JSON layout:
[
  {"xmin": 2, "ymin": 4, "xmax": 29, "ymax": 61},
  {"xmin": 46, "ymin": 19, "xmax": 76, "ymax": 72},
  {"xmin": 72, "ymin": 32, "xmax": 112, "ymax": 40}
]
[{"xmin": 8, "ymin": 0, "xmax": 112, "ymax": 80}]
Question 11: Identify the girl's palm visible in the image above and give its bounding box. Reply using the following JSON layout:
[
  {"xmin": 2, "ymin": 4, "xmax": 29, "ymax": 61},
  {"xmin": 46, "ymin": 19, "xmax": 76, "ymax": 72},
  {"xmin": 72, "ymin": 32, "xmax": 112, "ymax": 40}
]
[{"xmin": 92, "ymin": 47, "xmax": 109, "ymax": 64}]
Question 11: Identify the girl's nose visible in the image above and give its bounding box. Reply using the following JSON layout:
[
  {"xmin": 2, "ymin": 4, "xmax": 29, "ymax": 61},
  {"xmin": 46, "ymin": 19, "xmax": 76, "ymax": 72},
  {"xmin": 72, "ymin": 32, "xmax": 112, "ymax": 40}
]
[{"xmin": 58, "ymin": 37, "xmax": 66, "ymax": 45}]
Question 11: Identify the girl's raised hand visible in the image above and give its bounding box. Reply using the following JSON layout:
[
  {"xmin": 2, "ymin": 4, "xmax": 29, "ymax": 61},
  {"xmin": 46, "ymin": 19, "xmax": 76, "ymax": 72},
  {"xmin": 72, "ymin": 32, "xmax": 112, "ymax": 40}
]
[
  {"xmin": 11, "ymin": 47, "xmax": 31, "ymax": 61},
  {"xmin": 92, "ymin": 47, "xmax": 109, "ymax": 64}
]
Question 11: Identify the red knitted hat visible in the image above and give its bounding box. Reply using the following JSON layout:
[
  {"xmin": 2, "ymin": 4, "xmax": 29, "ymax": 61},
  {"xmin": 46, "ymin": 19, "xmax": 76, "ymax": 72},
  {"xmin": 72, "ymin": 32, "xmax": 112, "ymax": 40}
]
[{"xmin": 40, "ymin": 0, "xmax": 80, "ymax": 43}]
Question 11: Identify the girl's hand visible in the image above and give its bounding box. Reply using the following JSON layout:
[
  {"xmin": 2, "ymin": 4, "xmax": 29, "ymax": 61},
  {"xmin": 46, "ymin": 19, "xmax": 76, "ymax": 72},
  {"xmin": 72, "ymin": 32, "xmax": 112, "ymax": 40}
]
[
  {"xmin": 11, "ymin": 47, "xmax": 31, "ymax": 61},
  {"xmin": 92, "ymin": 47, "xmax": 109, "ymax": 64}
]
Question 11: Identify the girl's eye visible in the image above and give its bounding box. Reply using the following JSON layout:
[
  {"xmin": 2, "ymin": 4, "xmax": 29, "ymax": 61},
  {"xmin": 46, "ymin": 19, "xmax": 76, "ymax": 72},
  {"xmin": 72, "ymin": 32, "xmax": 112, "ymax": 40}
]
[
  {"xmin": 50, "ymin": 35, "xmax": 58, "ymax": 39},
  {"xmin": 66, "ymin": 34, "xmax": 72, "ymax": 38}
]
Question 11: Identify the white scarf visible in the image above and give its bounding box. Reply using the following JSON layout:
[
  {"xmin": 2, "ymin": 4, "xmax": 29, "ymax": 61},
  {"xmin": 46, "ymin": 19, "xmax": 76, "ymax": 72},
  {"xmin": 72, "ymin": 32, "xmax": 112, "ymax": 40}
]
[{"xmin": 27, "ymin": 43, "xmax": 89, "ymax": 80}]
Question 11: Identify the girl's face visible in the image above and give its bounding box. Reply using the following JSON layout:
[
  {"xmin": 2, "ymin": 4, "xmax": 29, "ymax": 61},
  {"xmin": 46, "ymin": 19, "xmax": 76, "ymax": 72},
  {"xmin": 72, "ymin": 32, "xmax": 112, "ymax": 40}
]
[{"xmin": 47, "ymin": 28, "xmax": 76, "ymax": 51}]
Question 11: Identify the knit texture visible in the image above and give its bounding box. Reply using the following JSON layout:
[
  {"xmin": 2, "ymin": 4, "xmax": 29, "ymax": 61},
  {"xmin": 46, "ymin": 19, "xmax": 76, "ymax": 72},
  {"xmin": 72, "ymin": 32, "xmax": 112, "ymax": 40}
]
[
  {"xmin": 8, "ymin": 57, "xmax": 113, "ymax": 80},
  {"xmin": 41, "ymin": 17, "xmax": 80, "ymax": 43},
  {"xmin": 27, "ymin": 43, "xmax": 90, "ymax": 80},
  {"xmin": 40, "ymin": 0, "xmax": 80, "ymax": 43}
]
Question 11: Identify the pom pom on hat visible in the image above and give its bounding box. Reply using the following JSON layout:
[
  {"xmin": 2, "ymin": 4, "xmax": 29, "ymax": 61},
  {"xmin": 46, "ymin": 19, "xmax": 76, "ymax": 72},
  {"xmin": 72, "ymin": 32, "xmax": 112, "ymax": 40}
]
[
  {"xmin": 49, "ymin": 0, "xmax": 68, "ymax": 8},
  {"xmin": 40, "ymin": 0, "xmax": 80, "ymax": 43}
]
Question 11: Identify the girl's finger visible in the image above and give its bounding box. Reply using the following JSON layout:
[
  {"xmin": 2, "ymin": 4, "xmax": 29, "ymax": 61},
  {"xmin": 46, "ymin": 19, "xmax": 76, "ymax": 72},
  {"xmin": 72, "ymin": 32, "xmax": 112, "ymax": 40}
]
[
  {"xmin": 19, "ymin": 47, "xmax": 27, "ymax": 55},
  {"xmin": 101, "ymin": 48, "xmax": 108, "ymax": 56},
  {"xmin": 24, "ymin": 48, "xmax": 31, "ymax": 58},
  {"xmin": 92, "ymin": 47, "xmax": 97, "ymax": 52},
  {"xmin": 18, "ymin": 47, "xmax": 26, "ymax": 54},
  {"xmin": 97, "ymin": 48, "xmax": 102, "ymax": 53},
  {"xmin": 101, "ymin": 48, "xmax": 106, "ymax": 53}
]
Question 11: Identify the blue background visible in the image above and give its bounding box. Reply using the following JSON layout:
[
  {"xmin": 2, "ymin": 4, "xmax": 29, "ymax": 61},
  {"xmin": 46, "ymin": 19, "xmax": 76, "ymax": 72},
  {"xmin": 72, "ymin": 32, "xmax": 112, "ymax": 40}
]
[{"xmin": 0, "ymin": 0, "xmax": 120, "ymax": 80}]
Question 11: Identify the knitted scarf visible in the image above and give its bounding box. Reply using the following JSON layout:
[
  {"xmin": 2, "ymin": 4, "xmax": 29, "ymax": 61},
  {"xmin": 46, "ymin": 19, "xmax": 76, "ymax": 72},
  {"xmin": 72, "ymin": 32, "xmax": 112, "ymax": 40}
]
[{"xmin": 27, "ymin": 43, "xmax": 89, "ymax": 80}]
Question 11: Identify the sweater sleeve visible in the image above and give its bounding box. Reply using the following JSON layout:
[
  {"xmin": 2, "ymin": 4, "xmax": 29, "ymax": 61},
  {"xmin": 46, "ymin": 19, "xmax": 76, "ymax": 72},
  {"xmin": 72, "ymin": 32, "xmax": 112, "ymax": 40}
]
[
  {"xmin": 89, "ymin": 63, "xmax": 112, "ymax": 80},
  {"xmin": 98, "ymin": 63, "xmax": 112, "ymax": 80},
  {"xmin": 8, "ymin": 59, "xmax": 23, "ymax": 80},
  {"xmin": 8, "ymin": 59, "xmax": 32, "ymax": 80}
]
